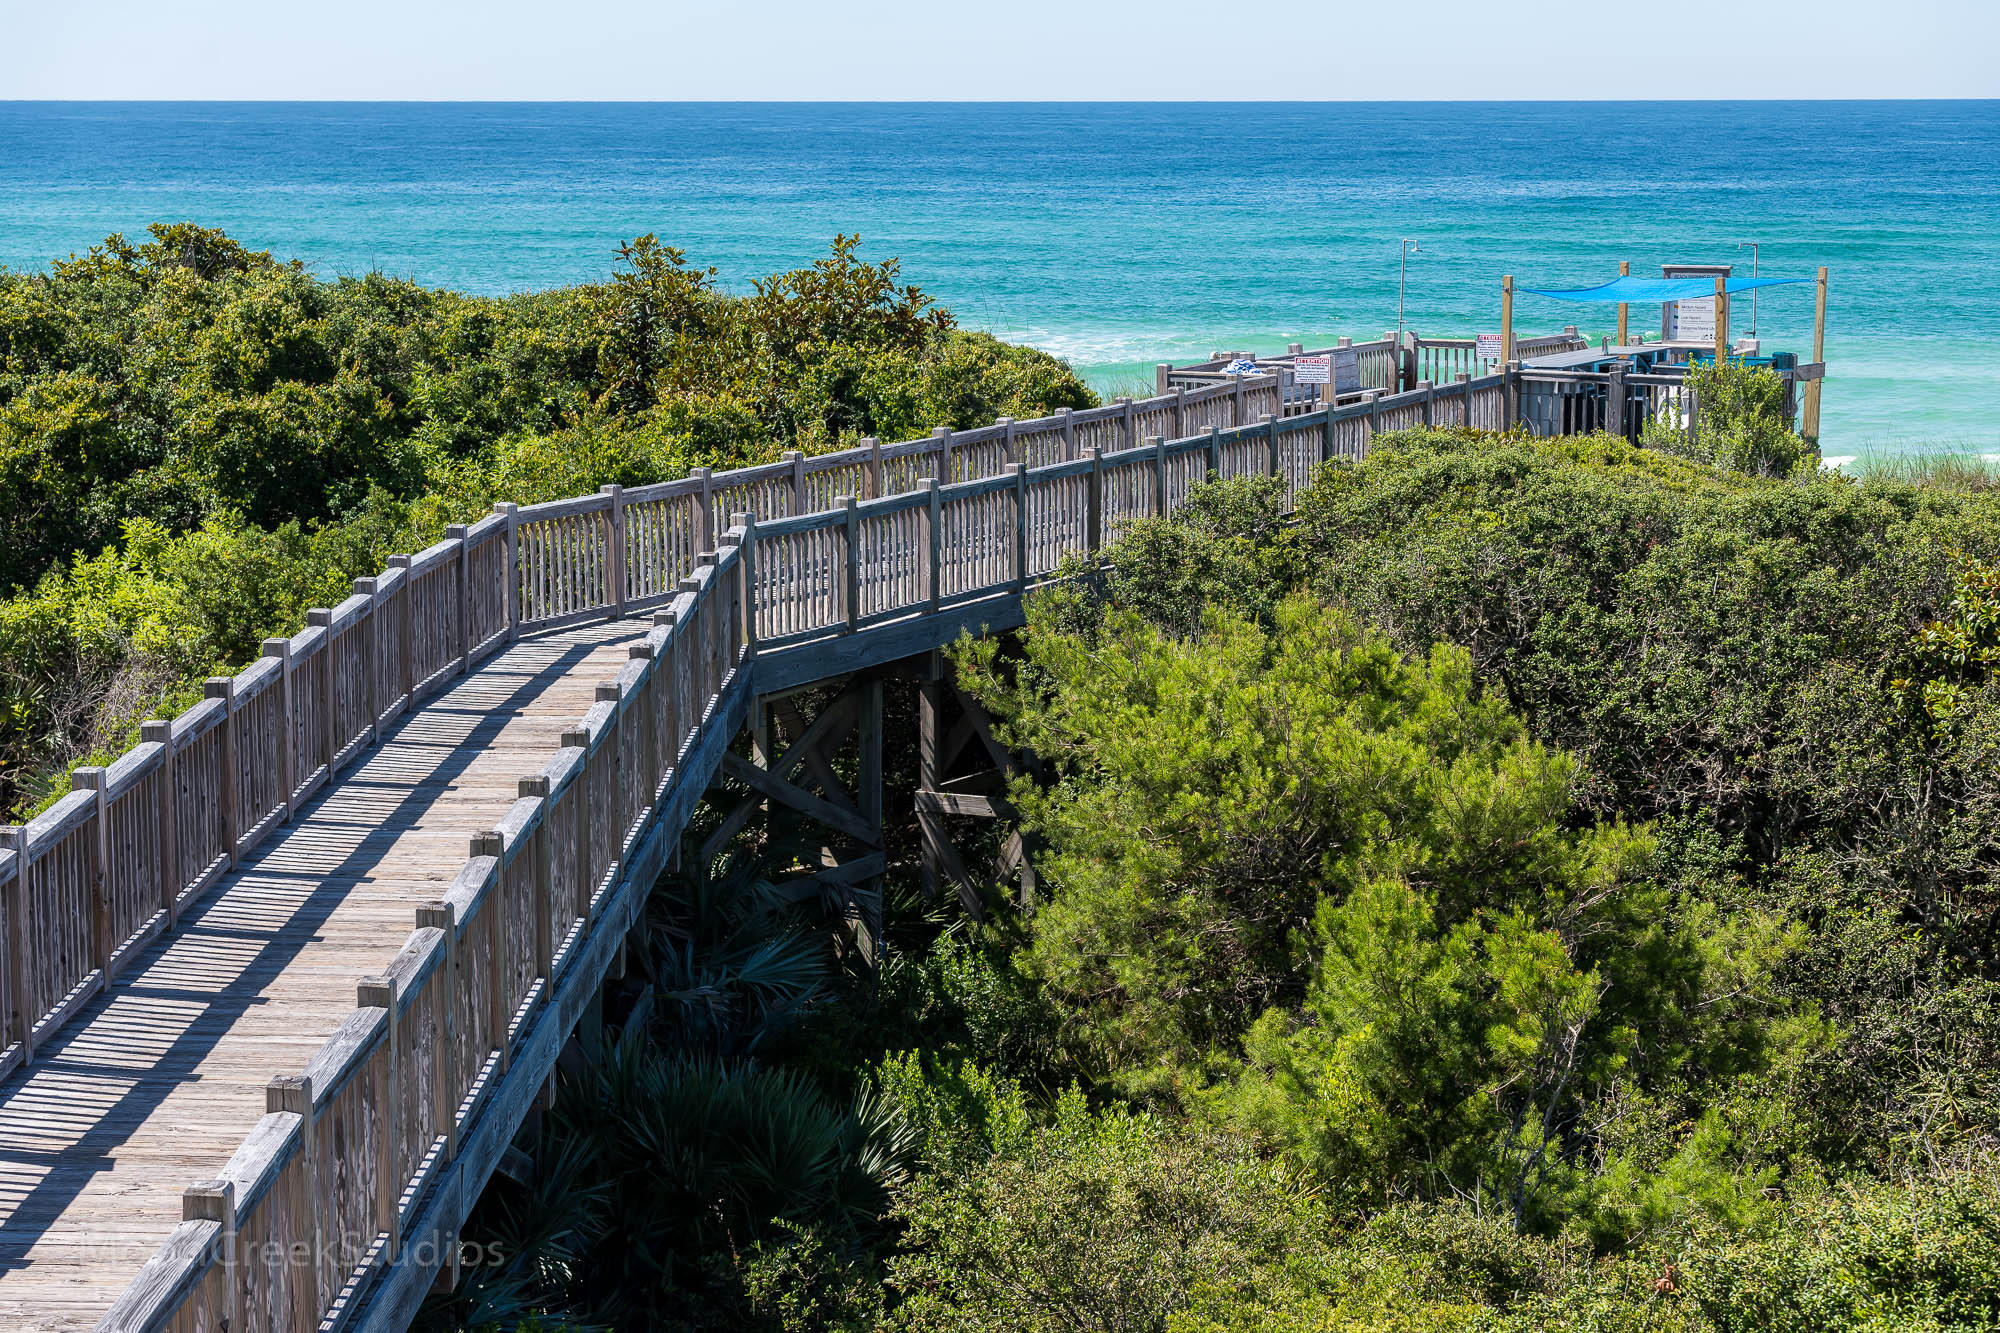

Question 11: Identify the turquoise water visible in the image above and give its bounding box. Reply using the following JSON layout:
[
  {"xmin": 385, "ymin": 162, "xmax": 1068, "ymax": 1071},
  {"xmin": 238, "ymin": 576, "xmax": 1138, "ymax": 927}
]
[{"xmin": 3, "ymin": 101, "xmax": 1996, "ymax": 451}]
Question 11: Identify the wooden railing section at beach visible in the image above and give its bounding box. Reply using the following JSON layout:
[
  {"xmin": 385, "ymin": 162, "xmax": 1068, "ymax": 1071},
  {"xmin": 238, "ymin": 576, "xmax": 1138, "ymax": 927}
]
[{"xmin": 29, "ymin": 360, "xmax": 1561, "ymax": 1333}]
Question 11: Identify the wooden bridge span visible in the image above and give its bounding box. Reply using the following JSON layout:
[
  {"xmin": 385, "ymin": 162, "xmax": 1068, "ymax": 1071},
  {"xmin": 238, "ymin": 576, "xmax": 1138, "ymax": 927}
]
[{"xmin": 0, "ymin": 351, "xmax": 1509, "ymax": 1332}]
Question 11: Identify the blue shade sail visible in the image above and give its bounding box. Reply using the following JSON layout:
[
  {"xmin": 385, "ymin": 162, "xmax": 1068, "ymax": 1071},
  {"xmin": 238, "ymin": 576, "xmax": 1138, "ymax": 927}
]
[{"xmin": 1520, "ymin": 276, "xmax": 1807, "ymax": 303}]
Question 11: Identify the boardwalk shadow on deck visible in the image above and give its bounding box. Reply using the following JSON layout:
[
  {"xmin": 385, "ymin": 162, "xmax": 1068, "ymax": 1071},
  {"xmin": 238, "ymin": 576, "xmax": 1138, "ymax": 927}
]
[{"xmin": 0, "ymin": 623, "xmax": 635, "ymax": 1272}]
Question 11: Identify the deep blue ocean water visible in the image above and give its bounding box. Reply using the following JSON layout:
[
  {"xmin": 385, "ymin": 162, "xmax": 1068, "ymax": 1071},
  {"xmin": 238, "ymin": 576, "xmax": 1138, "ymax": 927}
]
[{"xmin": 3, "ymin": 101, "xmax": 1996, "ymax": 452}]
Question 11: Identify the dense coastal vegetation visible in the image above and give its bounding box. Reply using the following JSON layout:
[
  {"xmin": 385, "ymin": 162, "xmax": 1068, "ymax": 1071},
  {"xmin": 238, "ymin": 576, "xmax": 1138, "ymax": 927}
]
[
  {"xmin": 0, "ymin": 225, "xmax": 1089, "ymax": 814},
  {"xmin": 8, "ymin": 229, "xmax": 2000, "ymax": 1330}
]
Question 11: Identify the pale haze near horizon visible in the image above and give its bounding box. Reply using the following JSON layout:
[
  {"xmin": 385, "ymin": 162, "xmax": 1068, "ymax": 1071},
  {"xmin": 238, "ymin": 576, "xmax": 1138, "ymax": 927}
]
[{"xmin": 4, "ymin": 0, "xmax": 1997, "ymax": 101}]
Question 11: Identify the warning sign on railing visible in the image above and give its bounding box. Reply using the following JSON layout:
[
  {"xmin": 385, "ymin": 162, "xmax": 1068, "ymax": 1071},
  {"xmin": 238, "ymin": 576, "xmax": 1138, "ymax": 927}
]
[
  {"xmin": 1294, "ymin": 354, "xmax": 1331, "ymax": 385},
  {"xmin": 1476, "ymin": 333, "xmax": 1503, "ymax": 361}
]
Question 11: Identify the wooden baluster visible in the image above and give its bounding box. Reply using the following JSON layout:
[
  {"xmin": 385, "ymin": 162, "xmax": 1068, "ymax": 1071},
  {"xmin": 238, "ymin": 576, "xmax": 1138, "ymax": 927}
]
[
  {"xmin": 140, "ymin": 719, "xmax": 180, "ymax": 930},
  {"xmin": 1120, "ymin": 395, "xmax": 1134, "ymax": 450}
]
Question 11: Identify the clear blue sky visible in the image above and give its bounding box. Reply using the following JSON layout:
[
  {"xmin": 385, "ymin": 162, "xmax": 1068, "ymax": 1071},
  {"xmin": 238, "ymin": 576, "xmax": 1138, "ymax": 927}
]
[{"xmin": 5, "ymin": 0, "xmax": 1997, "ymax": 101}]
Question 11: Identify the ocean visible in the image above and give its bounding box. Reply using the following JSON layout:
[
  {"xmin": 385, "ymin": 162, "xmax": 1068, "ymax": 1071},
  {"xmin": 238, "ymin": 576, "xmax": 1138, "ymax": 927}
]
[{"xmin": 2, "ymin": 101, "xmax": 1996, "ymax": 452}]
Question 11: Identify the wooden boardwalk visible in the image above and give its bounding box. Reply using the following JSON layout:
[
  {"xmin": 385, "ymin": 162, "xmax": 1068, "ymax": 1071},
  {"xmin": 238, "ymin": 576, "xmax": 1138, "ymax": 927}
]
[
  {"xmin": 0, "ymin": 360, "xmax": 1533, "ymax": 1332},
  {"xmin": 0, "ymin": 621, "xmax": 641, "ymax": 1331}
]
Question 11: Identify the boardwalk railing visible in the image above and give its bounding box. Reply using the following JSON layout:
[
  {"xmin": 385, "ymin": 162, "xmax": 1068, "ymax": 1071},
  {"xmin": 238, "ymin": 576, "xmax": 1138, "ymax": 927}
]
[{"xmin": 82, "ymin": 365, "xmax": 1512, "ymax": 1332}]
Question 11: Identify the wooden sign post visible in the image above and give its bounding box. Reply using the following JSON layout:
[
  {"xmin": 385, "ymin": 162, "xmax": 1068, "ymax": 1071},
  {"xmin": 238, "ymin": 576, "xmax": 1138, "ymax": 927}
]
[
  {"xmin": 1713, "ymin": 275, "xmax": 1730, "ymax": 363},
  {"xmin": 1500, "ymin": 275, "xmax": 1515, "ymax": 365},
  {"xmin": 1803, "ymin": 266, "xmax": 1829, "ymax": 443}
]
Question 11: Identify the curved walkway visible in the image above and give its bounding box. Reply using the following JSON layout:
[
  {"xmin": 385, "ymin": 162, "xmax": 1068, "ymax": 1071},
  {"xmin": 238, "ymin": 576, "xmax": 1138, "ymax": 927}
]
[{"xmin": 0, "ymin": 621, "xmax": 640, "ymax": 1332}]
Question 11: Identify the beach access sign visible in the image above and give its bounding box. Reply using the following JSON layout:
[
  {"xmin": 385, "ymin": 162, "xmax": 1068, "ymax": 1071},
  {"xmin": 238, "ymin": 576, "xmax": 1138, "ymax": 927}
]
[
  {"xmin": 1476, "ymin": 332, "xmax": 1503, "ymax": 361},
  {"xmin": 1294, "ymin": 354, "xmax": 1330, "ymax": 385}
]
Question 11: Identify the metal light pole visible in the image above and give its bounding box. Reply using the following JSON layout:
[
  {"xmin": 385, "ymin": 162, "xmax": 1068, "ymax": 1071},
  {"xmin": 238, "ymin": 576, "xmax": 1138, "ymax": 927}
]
[
  {"xmin": 1397, "ymin": 239, "xmax": 1421, "ymax": 346},
  {"xmin": 1737, "ymin": 241, "xmax": 1759, "ymax": 336}
]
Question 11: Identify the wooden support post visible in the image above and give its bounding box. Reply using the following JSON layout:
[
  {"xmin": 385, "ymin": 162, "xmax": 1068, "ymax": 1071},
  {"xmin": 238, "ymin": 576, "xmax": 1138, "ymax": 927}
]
[
  {"xmin": 1232, "ymin": 373, "xmax": 1246, "ymax": 426},
  {"xmin": 1617, "ymin": 260, "xmax": 1630, "ymax": 347},
  {"xmin": 1012, "ymin": 462, "xmax": 1029, "ymax": 591},
  {"xmin": 1, "ymin": 824, "xmax": 31, "ymax": 1060},
  {"xmin": 182, "ymin": 1181, "xmax": 240, "ymax": 1333},
  {"xmin": 925, "ymin": 479, "xmax": 942, "ymax": 612},
  {"xmin": 563, "ymin": 728, "xmax": 594, "ymax": 918},
  {"xmin": 389, "ymin": 554, "xmax": 414, "ymax": 704},
  {"xmin": 917, "ymin": 656, "xmax": 943, "ymax": 904},
  {"xmin": 863, "ymin": 437, "xmax": 883, "ymax": 500},
  {"xmin": 1501, "ymin": 274, "xmax": 1515, "ymax": 365},
  {"xmin": 355, "ymin": 578, "xmax": 380, "ymax": 747},
  {"xmin": 1084, "ymin": 449, "xmax": 1103, "ymax": 554},
  {"xmin": 261, "ymin": 638, "xmax": 295, "ymax": 821},
  {"xmin": 1606, "ymin": 363, "xmax": 1626, "ymax": 439},
  {"xmin": 1119, "ymin": 396, "xmax": 1134, "ymax": 450},
  {"xmin": 356, "ymin": 975, "xmax": 400, "ymax": 1262},
  {"xmin": 471, "ymin": 832, "xmax": 511, "ymax": 1071},
  {"xmin": 1206, "ymin": 424, "xmax": 1221, "ymax": 479},
  {"xmin": 73, "ymin": 767, "xmax": 112, "ymax": 986},
  {"xmin": 1714, "ymin": 275, "xmax": 1730, "ymax": 363},
  {"xmin": 206, "ymin": 676, "xmax": 239, "ymax": 868},
  {"xmin": 446, "ymin": 524, "xmax": 471, "ymax": 674},
  {"xmin": 1059, "ymin": 406, "xmax": 1075, "ymax": 460},
  {"xmin": 931, "ymin": 426, "xmax": 951, "ymax": 483},
  {"xmin": 602, "ymin": 485, "xmax": 627, "ymax": 618},
  {"xmin": 140, "ymin": 719, "xmax": 179, "ymax": 930},
  {"xmin": 1155, "ymin": 362, "xmax": 1171, "ymax": 396},
  {"xmin": 1155, "ymin": 434, "xmax": 1171, "ymax": 517},
  {"xmin": 785, "ymin": 449, "xmax": 806, "ymax": 515},
  {"xmin": 1803, "ymin": 265, "xmax": 1829, "ymax": 444},
  {"xmin": 1503, "ymin": 364, "xmax": 1520, "ymax": 433},
  {"xmin": 692, "ymin": 467, "xmax": 714, "ymax": 551},
  {"xmin": 415, "ymin": 898, "xmax": 460, "ymax": 1161},
  {"xmin": 267, "ymin": 1074, "xmax": 321, "ymax": 1316},
  {"xmin": 496, "ymin": 501, "xmax": 521, "ymax": 642},
  {"xmin": 843, "ymin": 495, "xmax": 860, "ymax": 634},
  {"xmin": 1173, "ymin": 385, "xmax": 1186, "ymax": 439},
  {"xmin": 737, "ymin": 512, "xmax": 758, "ymax": 656},
  {"xmin": 854, "ymin": 678, "xmax": 885, "ymax": 961},
  {"xmin": 307, "ymin": 609, "xmax": 337, "ymax": 776},
  {"xmin": 1264, "ymin": 412, "xmax": 1279, "ymax": 477}
]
